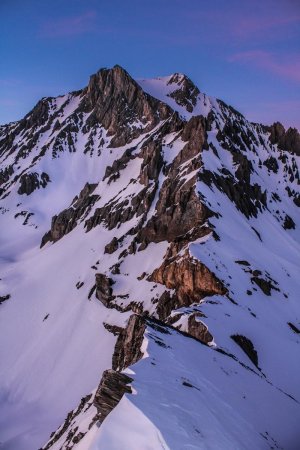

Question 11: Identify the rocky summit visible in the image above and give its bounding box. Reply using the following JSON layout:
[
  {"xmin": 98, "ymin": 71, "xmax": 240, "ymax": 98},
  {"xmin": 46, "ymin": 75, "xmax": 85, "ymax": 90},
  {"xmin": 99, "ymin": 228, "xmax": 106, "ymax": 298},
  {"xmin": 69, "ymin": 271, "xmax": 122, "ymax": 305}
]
[{"xmin": 0, "ymin": 65, "xmax": 299, "ymax": 450}]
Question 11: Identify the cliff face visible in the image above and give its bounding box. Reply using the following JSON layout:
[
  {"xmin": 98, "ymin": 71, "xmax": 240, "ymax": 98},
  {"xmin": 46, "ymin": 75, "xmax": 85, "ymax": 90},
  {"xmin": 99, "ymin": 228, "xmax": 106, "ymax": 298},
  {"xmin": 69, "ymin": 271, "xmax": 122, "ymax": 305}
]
[
  {"xmin": 149, "ymin": 249, "xmax": 227, "ymax": 319},
  {"xmin": 80, "ymin": 65, "xmax": 172, "ymax": 147},
  {"xmin": 0, "ymin": 65, "xmax": 299, "ymax": 450},
  {"xmin": 268, "ymin": 121, "xmax": 300, "ymax": 156}
]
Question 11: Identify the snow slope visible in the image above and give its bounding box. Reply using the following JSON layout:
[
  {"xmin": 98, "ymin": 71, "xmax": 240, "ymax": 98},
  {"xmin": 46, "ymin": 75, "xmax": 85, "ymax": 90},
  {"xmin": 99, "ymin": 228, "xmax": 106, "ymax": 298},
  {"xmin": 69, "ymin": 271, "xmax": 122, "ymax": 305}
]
[
  {"xmin": 91, "ymin": 323, "xmax": 300, "ymax": 450},
  {"xmin": 0, "ymin": 65, "xmax": 299, "ymax": 449}
]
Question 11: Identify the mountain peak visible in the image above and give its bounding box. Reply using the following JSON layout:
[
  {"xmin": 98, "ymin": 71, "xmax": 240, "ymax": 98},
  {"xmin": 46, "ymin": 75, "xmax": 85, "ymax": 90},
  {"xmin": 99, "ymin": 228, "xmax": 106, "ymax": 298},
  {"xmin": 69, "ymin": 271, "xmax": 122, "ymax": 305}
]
[
  {"xmin": 165, "ymin": 72, "xmax": 200, "ymax": 114},
  {"xmin": 1, "ymin": 64, "xmax": 299, "ymax": 450},
  {"xmin": 81, "ymin": 65, "xmax": 172, "ymax": 147},
  {"xmin": 167, "ymin": 72, "xmax": 194, "ymax": 87},
  {"xmin": 269, "ymin": 121, "xmax": 300, "ymax": 155}
]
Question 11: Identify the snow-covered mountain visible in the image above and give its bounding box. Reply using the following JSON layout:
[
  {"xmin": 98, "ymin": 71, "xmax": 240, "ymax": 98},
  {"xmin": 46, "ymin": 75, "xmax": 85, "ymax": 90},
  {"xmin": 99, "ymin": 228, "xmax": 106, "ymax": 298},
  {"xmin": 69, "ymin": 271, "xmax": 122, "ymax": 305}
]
[{"xmin": 0, "ymin": 65, "xmax": 299, "ymax": 450}]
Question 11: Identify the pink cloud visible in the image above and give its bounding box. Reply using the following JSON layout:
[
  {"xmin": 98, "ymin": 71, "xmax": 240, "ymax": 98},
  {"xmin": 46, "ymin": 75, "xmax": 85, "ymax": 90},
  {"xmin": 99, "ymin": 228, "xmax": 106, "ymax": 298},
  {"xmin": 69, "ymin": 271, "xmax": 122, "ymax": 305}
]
[
  {"xmin": 40, "ymin": 11, "xmax": 97, "ymax": 38},
  {"xmin": 183, "ymin": 6, "xmax": 300, "ymax": 43},
  {"xmin": 228, "ymin": 50, "xmax": 300, "ymax": 83},
  {"xmin": 230, "ymin": 14, "xmax": 300, "ymax": 38}
]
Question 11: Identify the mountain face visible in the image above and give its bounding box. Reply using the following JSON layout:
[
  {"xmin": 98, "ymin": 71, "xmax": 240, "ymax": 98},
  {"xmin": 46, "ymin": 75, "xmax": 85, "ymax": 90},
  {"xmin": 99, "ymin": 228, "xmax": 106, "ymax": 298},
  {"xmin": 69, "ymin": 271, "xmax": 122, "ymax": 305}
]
[{"xmin": 0, "ymin": 65, "xmax": 299, "ymax": 450}]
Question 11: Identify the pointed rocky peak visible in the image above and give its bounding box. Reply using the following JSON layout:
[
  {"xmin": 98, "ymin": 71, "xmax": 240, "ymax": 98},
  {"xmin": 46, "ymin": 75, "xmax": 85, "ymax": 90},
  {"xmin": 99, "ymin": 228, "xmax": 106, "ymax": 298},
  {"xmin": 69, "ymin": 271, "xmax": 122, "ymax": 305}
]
[
  {"xmin": 80, "ymin": 65, "xmax": 172, "ymax": 147},
  {"xmin": 167, "ymin": 73, "xmax": 200, "ymax": 113},
  {"xmin": 167, "ymin": 72, "xmax": 196, "ymax": 88},
  {"xmin": 268, "ymin": 122, "xmax": 300, "ymax": 156},
  {"xmin": 269, "ymin": 121, "xmax": 286, "ymax": 143},
  {"xmin": 85, "ymin": 65, "xmax": 139, "ymax": 103}
]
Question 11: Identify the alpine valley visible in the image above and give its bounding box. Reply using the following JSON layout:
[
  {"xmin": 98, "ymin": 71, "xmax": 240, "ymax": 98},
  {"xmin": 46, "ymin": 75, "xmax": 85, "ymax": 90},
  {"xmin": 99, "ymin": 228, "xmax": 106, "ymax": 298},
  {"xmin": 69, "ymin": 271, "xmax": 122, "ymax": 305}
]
[{"xmin": 0, "ymin": 65, "xmax": 299, "ymax": 450}]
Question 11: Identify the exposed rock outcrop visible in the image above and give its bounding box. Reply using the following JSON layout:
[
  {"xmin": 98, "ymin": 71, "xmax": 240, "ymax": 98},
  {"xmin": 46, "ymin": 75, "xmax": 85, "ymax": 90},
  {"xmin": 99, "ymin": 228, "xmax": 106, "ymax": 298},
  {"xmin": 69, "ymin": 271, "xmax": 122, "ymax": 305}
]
[
  {"xmin": 138, "ymin": 116, "xmax": 210, "ymax": 245},
  {"xmin": 18, "ymin": 172, "xmax": 50, "ymax": 195},
  {"xmin": 103, "ymin": 147, "xmax": 135, "ymax": 182},
  {"xmin": 251, "ymin": 276, "xmax": 274, "ymax": 296},
  {"xmin": 263, "ymin": 156, "xmax": 279, "ymax": 173},
  {"xmin": 20, "ymin": 98, "xmax": 51, "ymax": 132},
  {"xmin": 288, "ymin": 322, "xmax": 300, "ymax": 334},
  {"xmin": 94, "ymin": 369, "xmax": 133, "ymax": 424},
  {"xmin": 167, "ymin": 74, "xmax": 200, "ymax": 113},
  {"xmin": 104, "ymin": 236, "xmax": 119, "ymax": 254},
  {"xmin": 95, "ymin": 273, "xmax": 115, "ymax": 307},
  {"xmin": 233, "ymin": 152, "xmax": 253, "ymax": 183},
  {"xmin": 150, "ymin": 249, "xmax": 227, "ymax": 319},
  {"xmin": 231, "ymin": 334, "xmax": 259, "ymax": 368},
  {"xmin": 112, "ymin": 314, "xmax": 146, "ymax": 371},
  {"xmin": 139, "ymin": 140, "xmax": 163, "ymax": 186},
  {"xmin": 201, "ymin": 169, "xmax": 267, "ymax": 218},
  {"xmin": 80, "ymin": 65, "xmax": 172, "ymax": 147},
  {"xmin": 187, "ymin": 313, "xmax": 213, "ymax": 344},
  {"xmin": 0, "ymin": 165, "xmax": 14, "ymax": 188},
  {"xmin": 269, "ymin": 122, "xmax": 300, "ymax": 156},
  {"xmin": 41, "ymin": 394, "xmax": 93, "ymax": 450},
  {"xmin": 0, "ymin": 294, "xmax": 10, "ymax": 305},
  {"xmin": 40, "ymin": 183, "xmax": 98, "ymax": 247}
]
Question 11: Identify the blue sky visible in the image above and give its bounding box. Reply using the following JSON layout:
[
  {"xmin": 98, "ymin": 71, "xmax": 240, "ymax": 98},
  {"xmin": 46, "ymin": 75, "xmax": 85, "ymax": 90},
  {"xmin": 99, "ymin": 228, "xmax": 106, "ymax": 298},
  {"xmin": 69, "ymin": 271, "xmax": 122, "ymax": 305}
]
[{"xmin": 1, "ymin": 0, "xmax": 299, "ymax": 129}]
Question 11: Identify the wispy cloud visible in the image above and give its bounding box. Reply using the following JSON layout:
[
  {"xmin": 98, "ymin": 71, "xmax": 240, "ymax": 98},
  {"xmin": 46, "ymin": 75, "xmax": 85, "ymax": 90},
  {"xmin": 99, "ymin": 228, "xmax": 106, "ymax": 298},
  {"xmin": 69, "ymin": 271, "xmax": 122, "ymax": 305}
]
[
  {"xmin": 0, "ymin": 79, "xmax": 21, "ymax": 87},
  {"xmin": 182, "ymin": 4, "xmax": 300, "ymax": 44},
  {"xmin": 230, "ymin": 14, "xmax": 300, "ymax": 39},
  {"xmin": 40, "ymin": 11, "xmax": 97, "ymax": 38},
  {"xmin": 228, "ymin": 50, "xmax": 300, "ymax": 83}
]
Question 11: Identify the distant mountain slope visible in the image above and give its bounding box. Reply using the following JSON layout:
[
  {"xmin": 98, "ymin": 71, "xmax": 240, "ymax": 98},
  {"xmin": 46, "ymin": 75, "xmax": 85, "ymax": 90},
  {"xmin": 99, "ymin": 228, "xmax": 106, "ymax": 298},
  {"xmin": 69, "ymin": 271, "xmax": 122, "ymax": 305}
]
[{"xmin": 0, "ymin": 65, "xmax": 299, "ymax": 450}]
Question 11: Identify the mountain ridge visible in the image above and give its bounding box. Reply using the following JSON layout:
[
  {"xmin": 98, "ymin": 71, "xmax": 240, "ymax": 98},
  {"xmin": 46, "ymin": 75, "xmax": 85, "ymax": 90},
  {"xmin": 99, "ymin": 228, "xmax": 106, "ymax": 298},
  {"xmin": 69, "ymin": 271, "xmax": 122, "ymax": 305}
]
[{"xmin": 0, "ymin": 65, "xmax": 299, "ymax": 450}]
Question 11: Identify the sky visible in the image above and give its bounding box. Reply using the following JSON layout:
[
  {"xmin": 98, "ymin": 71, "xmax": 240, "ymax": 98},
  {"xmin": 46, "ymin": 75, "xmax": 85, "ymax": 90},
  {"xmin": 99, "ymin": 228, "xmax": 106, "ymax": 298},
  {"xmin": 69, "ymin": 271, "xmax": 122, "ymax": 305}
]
[{"xmin": 0, "ymin": 0, "xmax": 299, "ymax": 129}]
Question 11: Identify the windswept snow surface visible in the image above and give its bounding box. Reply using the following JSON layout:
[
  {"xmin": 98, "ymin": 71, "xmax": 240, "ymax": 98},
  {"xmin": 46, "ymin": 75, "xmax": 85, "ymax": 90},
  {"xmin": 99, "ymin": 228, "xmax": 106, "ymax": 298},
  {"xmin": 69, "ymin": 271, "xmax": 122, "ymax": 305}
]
[
  {"xmin": 138, "ymin": 74, "xmax": 216, "ymax": 120},
  {"xmin": 73, "ymin": 323, "xmax": 300, "ymax": 450}
]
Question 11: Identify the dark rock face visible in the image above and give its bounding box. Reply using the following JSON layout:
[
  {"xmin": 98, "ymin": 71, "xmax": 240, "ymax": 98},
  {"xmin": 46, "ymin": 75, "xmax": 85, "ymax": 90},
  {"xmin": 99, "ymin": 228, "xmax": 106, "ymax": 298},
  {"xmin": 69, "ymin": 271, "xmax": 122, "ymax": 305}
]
[
  {"xmin": 112, "ymin": 315, "xmax": 146, "ymax": 371},
  {"xmin": 18, "ymin": 172, "xmax": 50, "ymax": 195},
  {"xmin": 251, "ymin": 276, "xmax": 274, "ymax": 296},
  {"xmin": 0, "ymin": 165, "xmax": 14, "ymax": 188},
  {"xmin": 187, "ymin": 313, "xmax": 213, "ymax": 344},
  {"xmin": 95, "ymin": 273, "xmax": 115, "ymax": 307},
  {"xmin": 283, "ymin": 214, "xmax": 295, "ymax": 230},
  {"xmin": 104, "ymin": 237, "xmax": 119, "ymax": 254},
  {"xmin": 94, "ymin": 369, "xmax": 133, "ymax": 424},
  {"xmin": 288, "ymin": 322, "xmax": 300, "ymax": 334},
  {"xmin": 41, "ymin": 394, "xmax": 93, "ymax": 450},
  {"xmin": 0, "ymin": 294, "xmax": 10, "ymax": 305},
  {"xmin": 263, "ymin": 156, "xmax": 279, "ymax": 173},
  {"xmin": 201, "ymin": 169, "xmax": 267, "ymax": 219},
  {"xmin": 103, "ymin": 323, "xmax": 123, "ymax": 335},
  {"xmin": 269, "ymin": 122, "xmax": 285, "ymax": 145},
  {"xmin": 85, "ymin": 115, "xmax": 183, "ymax": 234},
  {"xmin": 139, "ymin": 140, "xmax": 164, "ymax": 186},
  {"xmin": 103, "ymin": 148, "xmax": 135, "ymax": 182},
  {"xmin": 139, "ymin": 176, "xmax": 209, "ymax": 244},
  {"xmin": 138, "ymin": 116, "xmax": 210, "ymax": 244},
  {"xmin": 40, "ymin": 183, "xmax": 98, "ymax": 247},
  {"xmin": 85, "ymin": 186, "xmax": 152, "ymax": 232},
  {"xmin": 21, "ymin": 98, "xmax": 51, "ymax": 132},
  {"xmin": 167, "ymin": 74, "xmax": 200, "ymax": 113},
  {"xmin": 231, "ymin": 334, "xmax": 259, "ymax": 368},
  {"xmin": 269, "ymin": 122, "xmax": 300, "ymax": 156},
  {"xmin": 233, "ymin": 152, "xmax": 253, "ymax": 184},
  {"xmin": 80, "ymin": 65, "xmax": 172, "ymax": 147}
]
